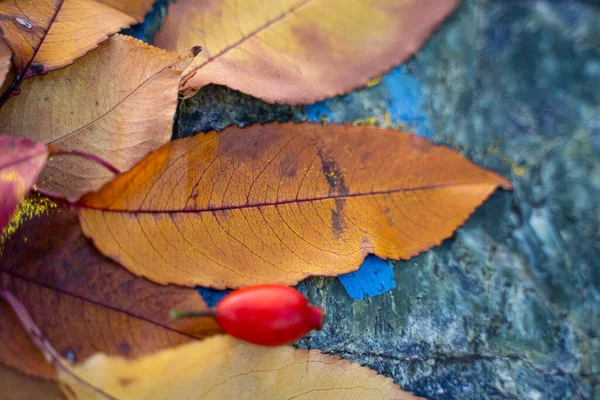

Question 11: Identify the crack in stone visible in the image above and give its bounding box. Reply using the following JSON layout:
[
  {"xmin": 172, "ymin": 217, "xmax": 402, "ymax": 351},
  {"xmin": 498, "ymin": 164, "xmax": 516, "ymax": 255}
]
[{"xmin": 331, "ymin": 349, "xmax": 599, "ymax": 382}]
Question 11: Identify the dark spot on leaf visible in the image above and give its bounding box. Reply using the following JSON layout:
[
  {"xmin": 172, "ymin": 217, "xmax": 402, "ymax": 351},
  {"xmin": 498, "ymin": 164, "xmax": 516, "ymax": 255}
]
[
  {"xmin": 331, "ymin": 198, "xmax": 346, "ymax": 236},
  {"xmin": 286, "ymin": 166, "xmax": 297, "ymax": 178},
  {"xmin": 119, "ymin": 342, "xmax": 131, "ymax": 356},
  {"xmin": 316, "ymin": 147, "xmax": 348, "ymax": 195},
  {"xmin": 118, "ymin": 377, "xmax": 136, "ymax": 387},
  {"xmin": 192, "ymin": 46, "xmax": 203, "ymax": 56},
  {"xmin": 29, "ymin": 64, "xmax": 44, "ymax": 74},
  {"xmin": 64, "ymin": 348, "xmax": 77, "ymax": 362}
]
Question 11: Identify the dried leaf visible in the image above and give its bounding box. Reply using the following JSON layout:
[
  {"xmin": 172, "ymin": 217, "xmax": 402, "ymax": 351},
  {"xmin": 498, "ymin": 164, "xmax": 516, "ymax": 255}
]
[
  {"xmin": 0, "ymin": 365, "xmax": 64, "ymax": 400},
  {"xmin": 0, "ymin": 35, "xmax": 192, "ymax": 198},
  {"xmin": 0, "ymin": 0, "xmax": 135, "ymax": 81},
  {"xmin": 97, "ymin": 0, "xmax": 157, "ymax": 22},
  {"xmin": 0, "ymin": 38, "xmax": 11, "ymax": 89},
  {"xmin": 154, "ymin": 0, "xmax": 460, "ymax": 104},
  {"xmin": 1, "ymin": 293, "xmax": 420, "ymax": 400},
  {"xmin": 0, "ymin": 206, "xmax": 220, "ymax": 379},
  {"xmin": 0, "ymin": 136, "xmax": 47, "ymax": 231},
  {"xmin": 59, "ymin": 335, "xmax": 421, "ymax": 400},
  {"xmin": 77, "ymin": 123, "xmax": 511, "ymax": 288}
]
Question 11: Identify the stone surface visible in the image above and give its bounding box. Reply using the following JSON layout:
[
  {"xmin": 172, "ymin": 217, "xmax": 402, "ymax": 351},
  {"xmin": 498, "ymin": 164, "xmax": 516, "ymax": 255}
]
[{"xmin": 149, "ymin": 0, "xmax": 599, "ymax": 398}]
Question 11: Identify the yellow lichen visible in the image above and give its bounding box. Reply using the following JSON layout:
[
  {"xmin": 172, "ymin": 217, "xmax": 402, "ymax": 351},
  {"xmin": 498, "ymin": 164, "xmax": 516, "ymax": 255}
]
[
  {"xmin": 352, "ymin": 116, "xmax": 378, "ymax": 127},
  {"xmin": 487, "ymin": 146, "xmax": 501, "ymax": 155},
  {"xmin": 366, "ymin": 76, "xmax": 382, "ymax": 88},
  {"xmin": 383, "ymin": 112, "xmax": 392, "ymax": 127},
  {"xmin": 0, "ymin": 195, "xmax": 57, "ymax": 254},
  {"xmin": 511, "ymin": 164, "xmax": 526, "ymax": 177}
]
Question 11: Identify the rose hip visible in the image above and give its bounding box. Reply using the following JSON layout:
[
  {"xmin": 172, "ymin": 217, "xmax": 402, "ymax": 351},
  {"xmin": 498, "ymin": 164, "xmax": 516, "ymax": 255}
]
[{"xmin": 171, "ymin": 284, "xmax": 324, "ymax": 346}]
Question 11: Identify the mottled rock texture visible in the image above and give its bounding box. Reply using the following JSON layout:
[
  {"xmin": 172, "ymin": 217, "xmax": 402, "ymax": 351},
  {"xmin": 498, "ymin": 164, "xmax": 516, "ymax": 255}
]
[{"xmin": 143, "ymin": 0, "xmax": 600, "ymax": 398}]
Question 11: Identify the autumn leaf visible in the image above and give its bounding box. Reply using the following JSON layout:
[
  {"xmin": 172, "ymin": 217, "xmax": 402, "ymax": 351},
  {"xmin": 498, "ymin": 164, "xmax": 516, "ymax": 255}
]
[
  {"xmin": 0, "ymin": 365, "xmax": 65, "ymax": 400},
  {"xmin": 0, "ymin": 38, "xmax": 11, "ymax": 89},
  {"xmin": 97, "ymin": 0, "xmax": 157, "ymax": 22},
  {"xmin": 154, "ymin": 0, "xmax": 460, "ymax": 104},
  {"xmin": 1, "ymin": 291, "xmax": 421, "ymax": 399},
  {"xmin": 0, "ymin": 206, "xmax": 220, "ymax": 380},
  {"xmin": 0, "ymin": 136, "xmax": 47, "ymax": 231},
  {"xmin": 54, "ymin": 335, "xmax": 422, "ymax": 400},
  {"xmin": 0, "ymin": 0, "xmax": 135, "ymax": 86},
  {"xmin": 0, "ymin": 35, "xmax": 192, "ymax": 198},
  {"xmin": 77, "ymin": 123, "xmax": 511, "ymax": 289}
]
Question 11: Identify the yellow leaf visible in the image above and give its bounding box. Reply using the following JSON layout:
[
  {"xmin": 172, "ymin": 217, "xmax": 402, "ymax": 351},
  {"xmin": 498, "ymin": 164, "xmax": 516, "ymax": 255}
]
[
  {"xmin": 0, "ymin": 0, "xmax": 134, "ymax": 80},
  {"xmin": 154, "ymin": 0, "xmax": 460, "ymax": 104},
  {"xmin": 0, "ymin": 38, "xmax": 11, "ymax": 89},
  {"xmin": 97, "ymin": 0, "xmax": 157, "ymax": 22},
  {"xmin": 58, "ymin": 336, "xmax": 422, "ymax": 400},
  {"xmin": 0, "ymin": 35, "xmax": 192, "ymax": 198}
]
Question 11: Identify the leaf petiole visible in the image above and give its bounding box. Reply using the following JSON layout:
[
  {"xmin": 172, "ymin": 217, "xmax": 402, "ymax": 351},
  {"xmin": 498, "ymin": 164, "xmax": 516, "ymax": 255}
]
[
  {"xmin": 33, "ymin": 188, "xmax": 78, "ymax": 207},
  {"xmin": 48, "ymin": 145, "xmax": 121, "ymax": 175},
  {"xmin": 170, "ymin": 309, "xmax": 217, "ymax": 320}
]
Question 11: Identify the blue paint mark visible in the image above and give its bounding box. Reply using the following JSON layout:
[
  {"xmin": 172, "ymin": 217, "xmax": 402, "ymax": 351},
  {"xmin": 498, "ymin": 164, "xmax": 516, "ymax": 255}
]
[
  {"xmin": 304, "ymin": 65, "xmax": 434, "ymax": 139},
  {"xmin": 197, "ymin": 287, "xmax": 230, "ymax": 307},
  {"xmin": 383, "ymin": 67, "xmax": 434, "ymax": 139},
  {"xmin": 338, "ymin": 256, "xmax": 396, "ymax": 300}
]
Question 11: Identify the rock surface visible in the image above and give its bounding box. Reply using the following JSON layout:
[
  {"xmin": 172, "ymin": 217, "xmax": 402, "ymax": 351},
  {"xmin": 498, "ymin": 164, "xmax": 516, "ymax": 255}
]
[{"xmin": 147, "ymin": 0, "xmax": 599, "ymax": 398}]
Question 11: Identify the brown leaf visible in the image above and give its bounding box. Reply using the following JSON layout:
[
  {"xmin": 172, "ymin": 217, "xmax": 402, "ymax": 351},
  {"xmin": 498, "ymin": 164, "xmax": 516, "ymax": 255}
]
[
  {"xmin": 0, "ymin": 0, "xmax": 135, "ymax": 81},
  {"xmin": 154, "ymin": 0, "xmax": 460, "ymax": 104},
  {"xmin": 1, "ymin": 293, "xmax": 420, "ymax": 400},
  {"xmin": 58, "ymin": 335, "xmax": 422, "ymax": 400},
  {"xmin": 0, "ymin": 204, "xmax": 221, "ymax": 379},
  {"xmin": 97, "ymin": 0, "xmax": 157, "ymax": 22},
  {"xmin": 0, "ymin": 136, "xmax": 47, "ymax": 231},
  {"xmin": 0, "ymin": 365, "xmax": 65, "ymax": 400},
  {"xmin": 0, "ymin": 38, "xmax": 11, "ymax": 89},
  {"xmin": 0, "ymin": 35, "xmax": 192, "ymax": 198},
  {"xmin": 77, "ymin": 123, "xmax": 511, "ymax": 289}
]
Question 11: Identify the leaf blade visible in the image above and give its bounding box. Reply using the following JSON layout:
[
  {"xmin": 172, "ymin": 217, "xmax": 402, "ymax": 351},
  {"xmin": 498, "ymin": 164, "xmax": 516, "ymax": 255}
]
[
  {"xmin": 0, "ymin": 35, "xmax": 191, "ymax": 198},
  {"xmin": 0, "ymin": 0, "xmax": 135, "ymax": 80},
  {"xmin": 154, "ymin": 0, "xmax": 460, "ymax": 104},
  {"xmin": 97, "ymin": 0, "xmax": 157, "ymax": 22},
  {"xmin": 58, "ymin": 335, "xmax": 422, "ymax": 400},
  {"xmin": 0, "ymin": 39, "xmax": 11, "ymax": 89},
  {"xmin": 0, "ymin": 207, "xmax": 221, "ymax": 379},
  {"xmin": 0, "ymin": 136, "xmax": 47, "ymax": 231},
  {"xmin": 78, "ymin": 123, "xmax": 511, "ymax": 288}
]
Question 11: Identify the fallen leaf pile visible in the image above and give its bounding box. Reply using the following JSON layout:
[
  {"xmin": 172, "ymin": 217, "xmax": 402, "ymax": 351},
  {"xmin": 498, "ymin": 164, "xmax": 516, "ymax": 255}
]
[{"xmin": 0, "ymin": 1, "xmax": 510, "ymax": 399}]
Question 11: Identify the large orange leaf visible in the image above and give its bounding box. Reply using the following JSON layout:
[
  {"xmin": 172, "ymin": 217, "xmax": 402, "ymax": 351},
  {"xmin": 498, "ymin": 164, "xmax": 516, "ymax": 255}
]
[
  {"xmin": 154, "ymin": 0, "xmax": 460, "ymax": 104},
  {"xmin": 57, "ymin": 335, "xmax": 422, "ymax": 400},
  {"xmin": 0, "ymin": 206, "xmax": 220, "ymax": 379},
  {"xmin": 0, "ymin": 136, "xmax": 47, "ymax": 232},
  {"xmin": 97, "ymin": 0, "xmax": 157, "ymax": 22},
  {"xmin": 77, "ymin": 123, "xmax": 511, "ymax": 288},
  {"xmin": 0, "ymin": 35, "xmax": 192, "ymax": 198},
  {"xmin": 0, "ymin": 0, "xmax": 134, "ymax": 83}
]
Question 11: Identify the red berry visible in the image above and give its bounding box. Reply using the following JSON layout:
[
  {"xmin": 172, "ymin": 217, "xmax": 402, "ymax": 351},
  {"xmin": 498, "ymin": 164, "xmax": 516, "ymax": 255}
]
[{"xmin": 215, "ymin": 284, "xmax": 324, "ymax": 346}]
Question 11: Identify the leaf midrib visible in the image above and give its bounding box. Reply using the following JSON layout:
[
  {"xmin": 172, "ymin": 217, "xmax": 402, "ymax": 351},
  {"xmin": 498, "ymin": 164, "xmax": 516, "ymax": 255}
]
[
  {"xmin": 80, "ymin": 181, "xmax": 503, "ymax": 214},
  {"xmin": 185, "ymin": 0, "xmax": 314, "ymax": 75},
  {"xmin": 48, "ymin": 55, "xmax": 179, "ymax": 144},
  {"xmin": 1, "ymin": 269, "xmax": 198, "ymax": 340}
]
